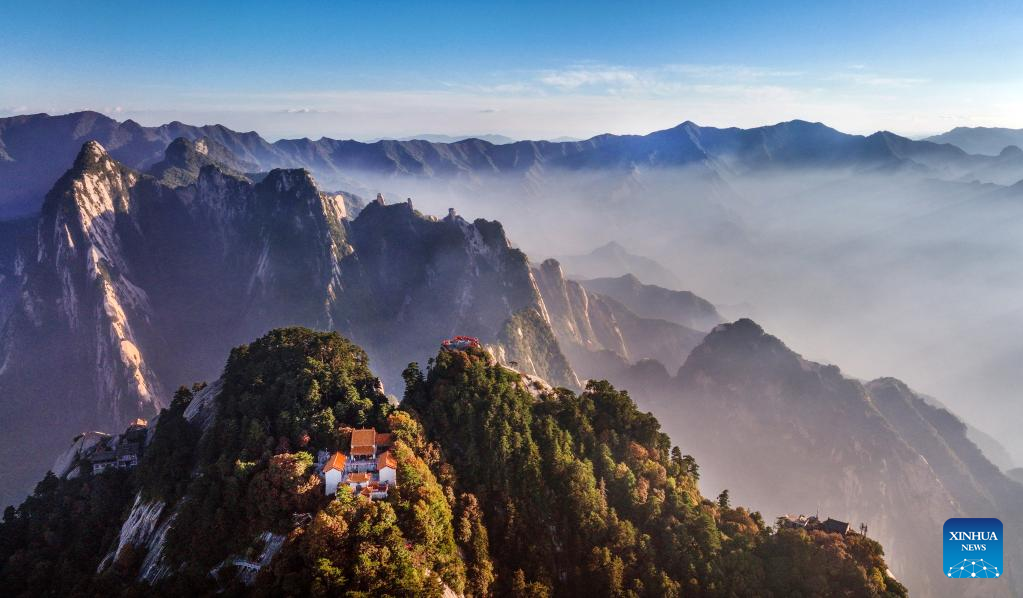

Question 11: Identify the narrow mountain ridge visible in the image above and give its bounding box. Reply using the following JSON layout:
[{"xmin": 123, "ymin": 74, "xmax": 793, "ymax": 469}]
[
  {"xmin": 532, "ymin": 259, "xmax": 706, "ymax": 383},
  {"xmin": 0, "ymin": 142, "xmax": 576, "ymax": 509},
  {"xmin": 0, "ymin": 327, "xmax": 907, "ymax": 597},
  {"xmin": 640, "ymin": 318, "xmax": 1021, "ymax": 597},
  {"xmin": 5, "ymin": 111, "xmax": 1023, "ymax": 216}
]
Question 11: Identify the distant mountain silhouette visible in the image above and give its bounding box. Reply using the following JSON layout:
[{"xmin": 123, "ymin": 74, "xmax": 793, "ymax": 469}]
[
  {"xmin": 926, "ymin": 126, "xmax": 1023, "ymax": 156},
  {"xmin": 652, "ymin": 318, "xmax": 1023, "ymax": 597},
  {"xmin": 5, "ymin": 111, "xmax": 1023, "ymax": 217},
  {"xmin": 579, "ymin": 272, "xmax": 722, "ymax": 331},
  {"xmin": 391, "ymin": 133, "xmax": 516, "ymax": 144},
  {"xmin": 0, "ymin": 140, "xmax": 574, "ymax": 508},
  {"xmin": 556, "ymin": 242, "xmax": 683, "ymax": 289}
]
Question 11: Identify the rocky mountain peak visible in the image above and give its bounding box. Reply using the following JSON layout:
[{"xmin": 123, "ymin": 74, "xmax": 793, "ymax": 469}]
[
  {"xmin": 539, "ymin": 257, "xmax": 564, "ymax": 277},
  {"xmin": 667, "ymin": 319, "xmax": 1002, "ymax": 595},
  {"xmin": 710, "ymin": 316, "xmax": 766, "ymax": 338},
  {"xmin": 163, "ymin": 137, "xmax": 197, "ymax": 162},
  {"xmin": 261, "ymin": 168, "xmax": 318, "ymax": 197},
  {"xmin": 43, "ymin": 140, "xmax": 138, "ymax": 221},
  {"xmin": 679, "ymin": 317, "xmax": 798, "ymax": 379},
  {"xmin": 867, "ymin": 376, "xmax": 914, "ymax": 397},
  {"xmin": 72, "ymin": 140, "xmax": 112, "ymax": 171},
  {"xmin": 148, "ymin": 137, "xmax": 254, "ymax": 187},
  {"xmin": 616, "ymin": 272, "xmax": 642, "ymax": 286},
  {"xmin": 592, "ymin": 240, "xmax": 627, "ymax": 257}
]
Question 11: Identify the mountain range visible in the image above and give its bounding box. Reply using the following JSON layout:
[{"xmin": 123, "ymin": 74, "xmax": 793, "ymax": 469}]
[
  {"xmin": 555, "ymin": 241, "xmax": 686, "ymax": 289},
  {"xmin": 925, "ymin": 126, "xmax": 1023, "ymax": 156},
  {"xmin": 641, "ymin": 319, "xmax": 1023, "ymax": 597},
  {"xmin": 0, "ymin": 327, "xmax": 907, "ymax": 596},
  {"xmin": 1, "ymin": 136, "xmax": 735, "ymax": 512},
  {"xmin": 0, "ymin": 138, "xmax": 583, "ymax": 509},
  {"xmin": 2, "ymin": 112, "xmax": 1023, "ymax": 594},
  {"xmin": 389, "ymin": 133, "xmax": 517, "ymax": 145},
  {"xmin": 6, "ymin": 111, "xmax": 1023, "ymax": 218}
]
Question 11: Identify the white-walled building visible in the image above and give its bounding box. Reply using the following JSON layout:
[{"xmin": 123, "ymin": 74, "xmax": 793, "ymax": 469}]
[
  {"xmin": 323, "ymin": 452, "xmax": 347, "ymax": 495},
  {"xmin": 322, "ymin": 427, "xmax": 397, "ymax": 498},
  {"xmin": 377, "ymin": 450, "xmax": 397, "ymax": 485}
]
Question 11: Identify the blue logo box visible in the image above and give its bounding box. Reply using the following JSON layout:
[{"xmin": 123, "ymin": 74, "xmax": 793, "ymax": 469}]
[{"xmin": 943, "ymin": 518, "xmax": 1003, "ymax": 579}]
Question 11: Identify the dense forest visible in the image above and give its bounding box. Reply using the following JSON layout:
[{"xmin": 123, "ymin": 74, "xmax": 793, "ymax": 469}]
[{"xmin": 0, "ymin": 328, "xmax": 907, "ymax": 596}]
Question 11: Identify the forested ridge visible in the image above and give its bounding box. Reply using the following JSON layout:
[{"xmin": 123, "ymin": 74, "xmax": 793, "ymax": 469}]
[{"xmin": 0, "ymin": 328, "xmax": 906, "ymax": 596}]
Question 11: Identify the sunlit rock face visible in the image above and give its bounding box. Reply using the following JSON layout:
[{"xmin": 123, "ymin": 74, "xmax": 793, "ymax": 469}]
[
  {"xmin": 0, "ymin": 142, "xmax": 574, "ymax": 509},
  {"xmin": 531, "ymin": 257, "xmax": 709, "ymax": 385}
]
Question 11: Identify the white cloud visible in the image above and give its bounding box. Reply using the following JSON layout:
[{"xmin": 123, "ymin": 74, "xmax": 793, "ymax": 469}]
[
  {"xmin": 539, "ymin": 67, "xmax": 640, "ymax": 90},
  {"xmin": 13, "ymin": 61, "xmax": 1023, "ymax": 141},
  {"xmin": 280, "ymin": 107, "xmax": 329, "ymax": 114},
  {"xmin": 532, "ymin": 63, "xmax": 806, "ymax": 97},
  {"xmin": 829, "ymin": 72, "xmax": 928, "ymax": 88}
]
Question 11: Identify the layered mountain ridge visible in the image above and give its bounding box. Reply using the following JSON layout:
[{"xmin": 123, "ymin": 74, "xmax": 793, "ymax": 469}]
[
  {"xmin": 0, "ymin": 140, "xmax": 576, "ymax": 509},
  {"xmin": 5, "ymin": 111, "xmax": 1023, "ymax": 217},
  {"xmin": 925, "ymin": 126, "xmax": 1023, "ymax": 156},
  {"xmin": 633, "ymin": 318, "xmax": 1023, "ymax": 597},
  {"xmin": 555, "ymin": 241, "xmax": 685, "ymax": 289},
  {"xmin": 1, "ymin": 117, "xmax": 1021, "ymax": 596},
  {"xmin": 532, "ymin": 259, "xmax": 710, "ymax": 383},
  {"xmin": 0, "ymin": 327, "xmax": 907, "ymax": 596}
]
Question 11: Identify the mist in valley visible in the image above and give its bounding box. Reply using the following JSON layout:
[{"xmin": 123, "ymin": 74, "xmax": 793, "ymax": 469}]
[{"xmin": 338, "ymin": 164, "xmax": 1023, "ymax": 477}]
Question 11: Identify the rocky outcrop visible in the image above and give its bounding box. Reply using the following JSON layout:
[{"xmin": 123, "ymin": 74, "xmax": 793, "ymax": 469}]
[
  {"xmin": 50, "ymin": 431, "xmax": 110, "ymax": 478},
  {"xmin": 650, "ymin": 319, "xmax": 1015, "ymax": 597},
  {"xmin": 580, "ymin": 272, "xmax": 722, "ymax": 331},
  {"xmin": 9, "ymin": 111, "xmax": 1023, "ymax": 218},
  {"xmin": 330, "ymin": 201, "xmax": 579, "ymax": 389},
  {"xmin": 532, "ymin": 258, "xmax": 706, "ymax": 383},
  {"xmin": 533, "ymin": 259, "xmax": 628, "ymax": 357},
  {"xmin": 867, "ymin": 377, "xmax": 1023, "ymax": 593},
  {"xmin": 148, "ymin": 136, "xmax": 259, "ymax": 187},
  {"xmin": 0, "ymin": 143, "xmax": 576, "ymax": 507}
]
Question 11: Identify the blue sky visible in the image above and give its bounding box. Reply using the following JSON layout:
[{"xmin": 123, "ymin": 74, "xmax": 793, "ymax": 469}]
[{"xmin": 2, "ymin": 0, "xmax": 1021, "ymax": 139}]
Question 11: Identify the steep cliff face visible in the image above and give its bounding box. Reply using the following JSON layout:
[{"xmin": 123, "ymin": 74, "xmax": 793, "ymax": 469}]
[
  {"xmin": 656, "ymin": 319, "xmax": 1015, "ymax": 597},
  {"xmin": 533, "ymin": 258, "xmax": 629, "ymax": 357},
  {"xmin": 532, "ymin": 258, "xmax": 705, "ymax": 383},
  {"xmin": 0, "ymin": 144, "xmax": 169, "ymax": 508},
  {"xmin": 579, "ymin": 272, "xmax": 723, "ymax": 331},
  {"xmin": 148, "ymin": 136, "xmax": 259, "ymax": 187},
  {"xmin": 867, "ymin": 377, "xmax": 1023, "ymax": 592},
  {"xmin": 0, "ymin": 217, "xmax": 34, "ymax": 333},
  {"xmin": 0, "ymin": 328, "xmax": 907, "ymax": 597},
  {"xmin": 337, "ymin": 203, "xmax": 576, "ymax": 389},
  {"xmin": 11, "ymin": 111, "xmax": 1023, "ymax": 218},
  {"xmin": 38, "ymin": 141, "xmax": 164, "ymax": 420},
  {"xmin": 0, "ymin": 143, "xmax": 575, "ymax": 509}
]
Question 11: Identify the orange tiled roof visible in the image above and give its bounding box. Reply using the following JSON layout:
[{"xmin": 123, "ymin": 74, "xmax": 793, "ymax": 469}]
[
  {"xmin": 350, "ymin": 428, "xmax": 377, "ymax": 456},
  {"xmin": 323, "ymin": 452, "xmax": 347, "ymax": 473},
  {"xmin": 375, "ymin": 432, "xmax": 392, "ymax": 447},
  {"xmin": 377, "ymin": 450, "xmax": 397, "ymax": 470},
  {"xmin": 348, "ymin": 472, "xmax": 370, "ymax": 484},
  {"xmin": 350, "ymin": 428, "xmax": 376, "ymax": 448}
]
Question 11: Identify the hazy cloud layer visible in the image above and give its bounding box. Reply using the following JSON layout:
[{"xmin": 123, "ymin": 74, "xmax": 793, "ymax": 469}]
[
  {"xmin": 5, "ymin": 62, "xmax": 1022, "ymax": 141},
  {"xmin": 328, "ymin": 164, "xmax": 1023, "ymax": 464}
]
